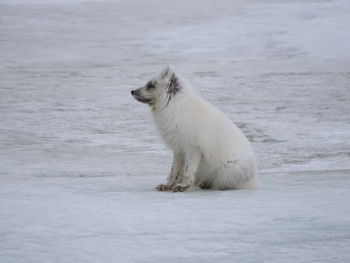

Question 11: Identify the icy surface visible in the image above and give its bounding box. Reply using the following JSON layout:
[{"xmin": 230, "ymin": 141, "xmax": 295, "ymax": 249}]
[{"xmin": 1, "ymin": 0, "xmax": 350, "ymax": 262}]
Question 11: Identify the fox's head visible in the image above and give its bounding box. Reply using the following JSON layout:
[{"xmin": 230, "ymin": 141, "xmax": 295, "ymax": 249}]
[{"xmin": 131, "ymin": 67, "xmax": 182, "ymax": 109}]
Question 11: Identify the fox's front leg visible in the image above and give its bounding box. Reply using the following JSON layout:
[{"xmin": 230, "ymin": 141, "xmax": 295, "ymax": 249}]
[
  {"xmin": 156, "ymin": 151, "xmax": 184, "ymax": 191},
  {"xmin": 172, "ymin": 151, "xmax": 201, "ymax": 192}
]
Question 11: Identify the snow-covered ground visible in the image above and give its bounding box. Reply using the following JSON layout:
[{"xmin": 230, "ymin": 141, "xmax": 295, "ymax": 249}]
[{"xmin": 1, "ymin": 0, "xmax": 350, "ymax": 262}]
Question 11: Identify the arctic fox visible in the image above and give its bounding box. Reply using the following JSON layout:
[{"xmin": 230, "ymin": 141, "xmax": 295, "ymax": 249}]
[{"xmin": 131, "ymin": 67, "xmax": 257, "ymax": 192}]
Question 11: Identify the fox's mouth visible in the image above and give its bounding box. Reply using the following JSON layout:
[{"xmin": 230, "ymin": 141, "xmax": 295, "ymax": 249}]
[
  {"xmin": 131, "ymin": 90, "xmax": 153, "ymax": 105},
  {"xmin": 134, "ymin": 96, "xmax": 152, "ymax": 104}
]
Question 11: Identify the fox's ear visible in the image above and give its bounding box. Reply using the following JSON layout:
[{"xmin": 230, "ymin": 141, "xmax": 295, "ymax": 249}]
[
  {"xmin": 168, "ymin": 72, "xmax": 180, "ymax": 95},
  {"xmin": 161, "ymin": 66, "xmax": 173, "ymax": 79},
  {"xmin": 160, "ymin": 66, "xmax": 180, "ymax": 95}
]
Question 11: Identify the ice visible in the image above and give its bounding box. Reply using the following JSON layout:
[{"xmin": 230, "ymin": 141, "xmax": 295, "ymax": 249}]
[{"xmin": 0, "ymin": 0, "xmax": 350, "ymax": 262}]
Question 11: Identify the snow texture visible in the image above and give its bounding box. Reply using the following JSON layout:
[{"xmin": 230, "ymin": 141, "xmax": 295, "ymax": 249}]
[{"xmin": 0, "ymin": 0, "xmax": 350, "ymax": 262}]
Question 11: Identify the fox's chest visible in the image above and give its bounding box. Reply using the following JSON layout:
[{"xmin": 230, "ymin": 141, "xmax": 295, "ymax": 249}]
[{"xmin": 153, "ymin": 113, "xmax": 195, "ymax": 151}]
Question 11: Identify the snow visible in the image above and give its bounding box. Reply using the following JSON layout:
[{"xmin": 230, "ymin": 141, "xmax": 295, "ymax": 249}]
[{"xmin": 0, "ymin": 0, "xmax": 350, "ymax": 262}]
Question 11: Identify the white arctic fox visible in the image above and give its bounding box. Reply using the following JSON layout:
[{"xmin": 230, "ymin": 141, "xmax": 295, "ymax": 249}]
[{"xmin": 131, "ymin": 67, "xmax": 257, "ymax": 192}]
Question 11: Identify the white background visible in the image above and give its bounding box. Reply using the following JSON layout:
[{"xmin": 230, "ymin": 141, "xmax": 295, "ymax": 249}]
[{"xmin": 1, "ymin": 0, "xmax": 350, "ymax": 262}]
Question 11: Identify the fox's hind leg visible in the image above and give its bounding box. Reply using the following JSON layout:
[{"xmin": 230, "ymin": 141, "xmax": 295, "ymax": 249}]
[{"xmin": 198, "ymin": 181, "xmax": 211, "ymax": 189}]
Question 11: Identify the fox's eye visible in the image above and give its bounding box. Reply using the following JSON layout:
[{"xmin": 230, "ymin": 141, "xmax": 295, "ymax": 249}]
[{"xmin": 146, "ymin": 82, "xmax": 156, "ymax": 90}]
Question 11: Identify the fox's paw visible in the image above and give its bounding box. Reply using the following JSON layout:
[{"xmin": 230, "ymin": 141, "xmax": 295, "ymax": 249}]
[
  {"xmin": 155, "ymin": 184, "xmax": 170, "ymax": 191},
  {"xmin": 171, "ymin": 184, "xmax": 189, "ymax": 192}
]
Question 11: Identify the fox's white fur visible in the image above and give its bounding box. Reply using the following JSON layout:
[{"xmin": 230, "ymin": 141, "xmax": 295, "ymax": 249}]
[{"xmin": 131, "ymin": 67, "xmax": 257, "ymax": 192}]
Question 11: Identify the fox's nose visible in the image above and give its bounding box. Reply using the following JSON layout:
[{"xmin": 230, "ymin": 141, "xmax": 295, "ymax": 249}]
[{"xmin": 131, "ymin": 90, "xmax": 135, "ymax": 95}]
